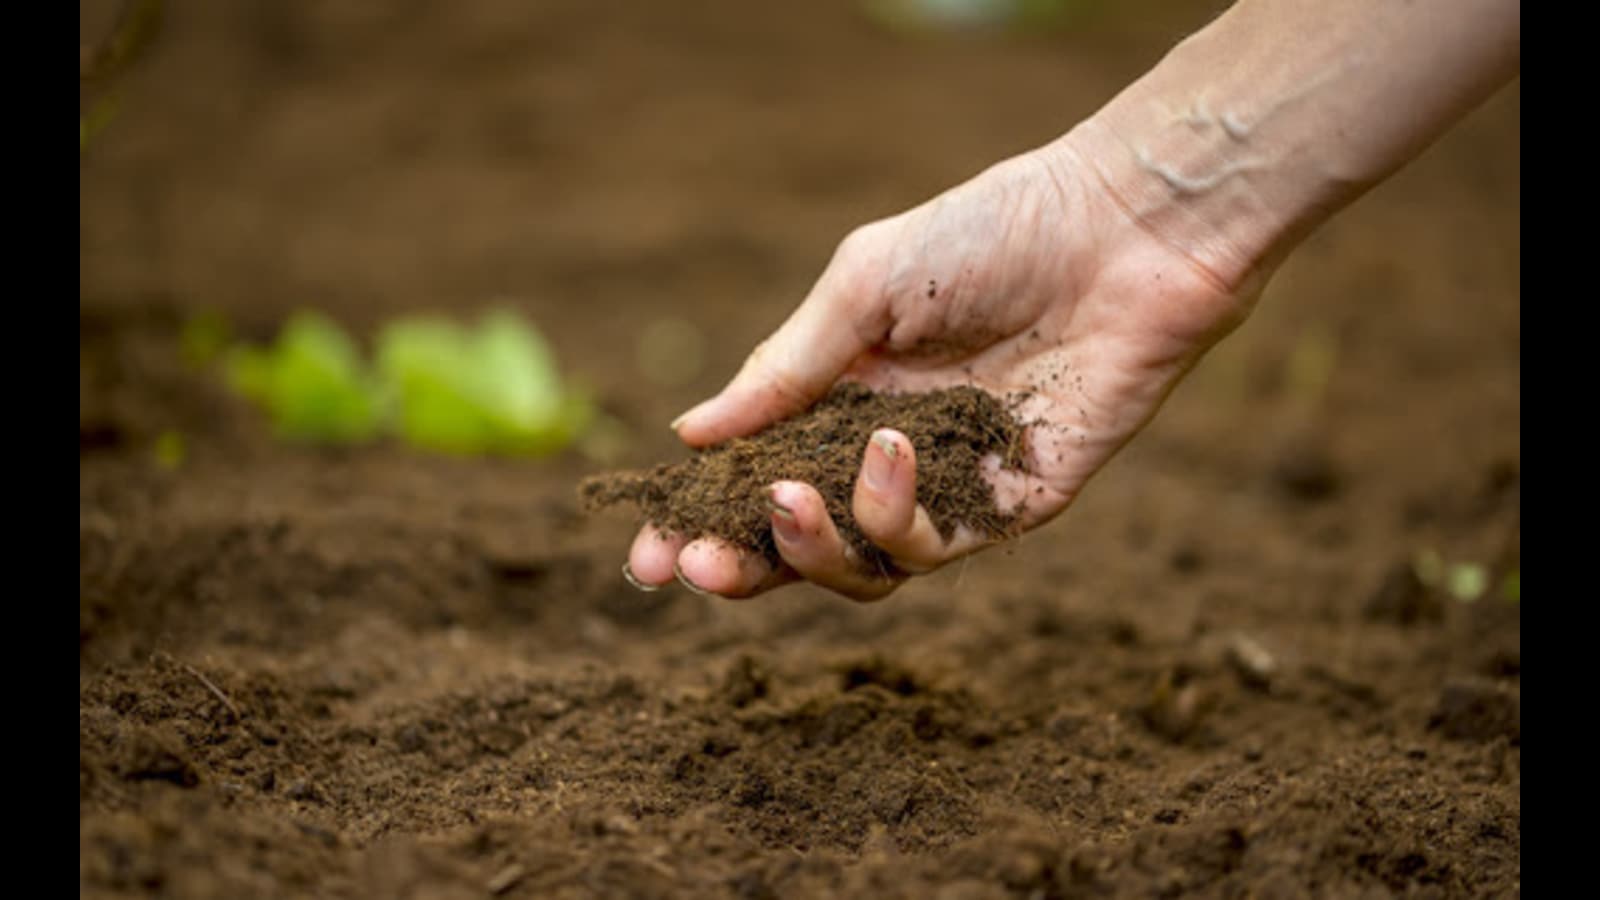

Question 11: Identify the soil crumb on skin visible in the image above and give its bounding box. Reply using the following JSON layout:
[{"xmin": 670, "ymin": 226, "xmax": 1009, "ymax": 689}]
[{"xmin": 580, "ymin": 383, "xmax": 1031, "ymax": 570}]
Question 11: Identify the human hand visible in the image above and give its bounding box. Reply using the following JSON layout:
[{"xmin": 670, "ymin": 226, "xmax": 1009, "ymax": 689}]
[{"xmin": 625, "ymin": 137, "xmax": 1259, "ymax": 601}]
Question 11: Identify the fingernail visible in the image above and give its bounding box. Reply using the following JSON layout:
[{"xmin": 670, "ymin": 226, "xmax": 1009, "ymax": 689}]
[
  {"xmin": 767, "ymin": 489, "xmax": 801, "ymax": 543},
  {"xmin": 621, "ymin": 563, "xmax": 660, "ymax": 592},
  {"xmin": 673, "ymin": 562, "xmax": 718, "ymax": 598},
  {"xmin": 670, "ymin": 398, "xmax": 712, "ymax": 433},
  {"xmin": 864, "ymin": 430, "xmax": 898, "ymax": 492}
]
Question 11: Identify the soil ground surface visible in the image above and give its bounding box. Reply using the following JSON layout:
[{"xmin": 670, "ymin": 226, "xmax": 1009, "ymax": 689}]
[{"xmin": 81, "ymin": 1, "xmax": 1520, "ymax": 897}]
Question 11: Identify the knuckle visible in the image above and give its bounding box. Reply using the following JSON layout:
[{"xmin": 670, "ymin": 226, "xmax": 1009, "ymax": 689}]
[{"xmin": 834, "ymin": 223, "xmax": 878, "ymax": 262}]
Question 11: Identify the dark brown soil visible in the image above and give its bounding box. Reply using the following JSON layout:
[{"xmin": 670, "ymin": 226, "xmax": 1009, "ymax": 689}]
[
  {"xmin": 580, "ymin": 383, "xmax": 1029, "ymax": 569},
  {"xmin": 80, "ymin": 1, "xmax": 1520, "ymax": 897}
]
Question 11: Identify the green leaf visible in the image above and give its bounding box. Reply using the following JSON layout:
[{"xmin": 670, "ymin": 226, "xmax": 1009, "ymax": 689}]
[
  {"xmin": 1446, "ymin": 563, "xmax": 1488, "ymax": 602},
  {"xmin": 375, "ymin": 309, "xmax": 589, "ymax": 456},
  {"xmin": 225, "ymin": 311, "xmax": 383, "ymax": 444},
  {"xmin": 376, "ymin": 316, "xmax": 481, "ymax": 454},
  {"xmin": 222, "ymin": 308, "xmax": 587, "ymax": 456},
  {"xmin": 470, "ymin": 310, "xmax": 565, "ymax": 439}
]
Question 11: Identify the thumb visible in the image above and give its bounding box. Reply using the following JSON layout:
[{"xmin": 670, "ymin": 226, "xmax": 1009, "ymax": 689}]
[{"xmin": 672, "ymin": 243, "xmax": 886, "ymax": 447}]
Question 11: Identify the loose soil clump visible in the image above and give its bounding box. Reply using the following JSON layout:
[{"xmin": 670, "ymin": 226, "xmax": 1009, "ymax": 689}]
[{"xmin": 580, "ymin": 383, "xmax": 1030, "ymax": 570}]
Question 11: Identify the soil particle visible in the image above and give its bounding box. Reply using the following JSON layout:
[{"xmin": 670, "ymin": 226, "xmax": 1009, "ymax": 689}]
[
  {"xmin": 1223, "ymin": 633, "xmax": 1278, "ymax": 692},
  {"xmin": 1138, "ymin": 669, "xmax": 1219, "ymax": 744},
  {"xmin": 721, "ymin": 655, "xmax": 772, "ymax": 708}
]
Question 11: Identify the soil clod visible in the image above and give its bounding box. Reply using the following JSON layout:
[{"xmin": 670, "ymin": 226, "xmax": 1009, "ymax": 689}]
[
  {"xmin": 1429, "ymin": 678, "xmax": 1520, "ymax": 743},
  {"xmin": 114, "ymin": 726, "xmax": 200, "ymax": 788}
]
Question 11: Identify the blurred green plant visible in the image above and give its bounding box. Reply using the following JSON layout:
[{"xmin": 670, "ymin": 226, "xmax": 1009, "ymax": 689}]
[
  {"xmin": 1444, "ymin": 562, "xmax": 1488, "ymax": 603},
  {"xmin": 226, "ymin": 312, "xmax": 386, "ymax": 445},
  {"xmin": 81, "ymin": 0, "xmax": 163, "ymax": 153},
  {"xmin": 216, "ymin": 308, "xmax": 591, "ymax": 457},
  {"xmin": 376, "ymin": 311, "xmax": 592, "ymax": 456},
  {"xmin": 153, "ymin": 429, "xmax": 186, "ymax": 470},
  {"xmin": 1412, "ymin": 548, "xmax": 1498, "ymax": 604},
  {"xmin": 181, "ymin": 310, "xmax": 233, "ymax": 367},
  {"xmin": 862, "ymin": 0, "xmax": 1099, "ymax": 33}
]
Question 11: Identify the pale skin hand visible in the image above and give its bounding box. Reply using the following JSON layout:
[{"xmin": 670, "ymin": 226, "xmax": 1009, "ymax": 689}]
[
  {"xmin": 624, "ymin": 0, "xmax": 1519, "ymax": 602},
  {"xmin": 627, "ymin": 146, "xmax": 1251, "ymax": 601}
]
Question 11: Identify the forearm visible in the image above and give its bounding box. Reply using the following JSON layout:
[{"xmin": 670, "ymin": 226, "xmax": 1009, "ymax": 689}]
[{"xmin": 1053, "ymin": 0, "xmax": 1520, "ymax": 291}]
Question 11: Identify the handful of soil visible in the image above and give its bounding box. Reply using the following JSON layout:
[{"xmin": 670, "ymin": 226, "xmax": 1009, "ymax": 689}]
[{"xmin": 580, "ymin": 383, "xmax": 1032, "ymax": 572}]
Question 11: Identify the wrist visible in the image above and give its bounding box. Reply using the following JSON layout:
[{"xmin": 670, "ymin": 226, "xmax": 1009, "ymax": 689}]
[
  {"xmin": 1047, "ymin": 44, "xmax": 1344, "ymax": 294},
  {"xmin": 1047, "ymin": 113, "xmax": 1288, "ymax": 297},
  {"xmin": 1044, "ymin": 0, "xmax": 1517, "ymax": 296}
]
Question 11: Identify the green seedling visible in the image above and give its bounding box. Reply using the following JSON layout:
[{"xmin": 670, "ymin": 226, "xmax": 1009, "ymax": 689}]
[
  {"xmin": 863, "ymin": 0, "xmax": 1099, "ymax": 33},
  {"xmin": 225, "ymin": 311, "xmax": 385, "ymax": 445},
  {"xmin": 1445, "ymin": 562, "xmax": 1487, "ymax": 602},
  {"xmin": 220, "ymin": 308, "xmax": 589, "ymax": 457},
  {"xmin": 375, "ymin": 310, "xmax": 591, "ymax": 457},
  {"xmin": 1412, "ymin": 548, "xmax": 1493, "ymax": 603}
]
